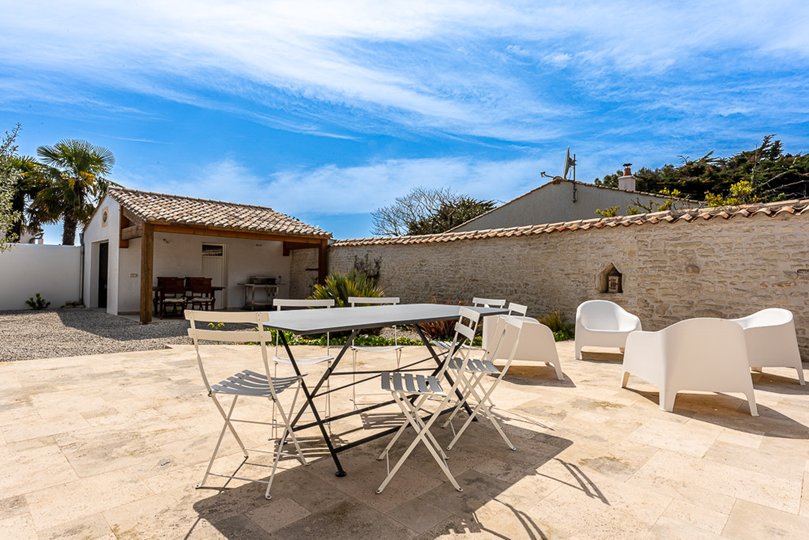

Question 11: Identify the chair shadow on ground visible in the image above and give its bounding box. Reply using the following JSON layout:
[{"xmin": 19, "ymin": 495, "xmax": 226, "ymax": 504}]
[
  {"xmin": 502, "ymin": 364, "xmax": 577, "ymax": 388},
  {"xmin": 750, "ymin": 371, "xmax": 808, "ymax": 395},
  {"xmin": 624, "ymin": 388, "xmax": 809, "ymax": 439},
  {"xmin": 189, "ymin": 416, "xmax": 583, "ymax": 539}
]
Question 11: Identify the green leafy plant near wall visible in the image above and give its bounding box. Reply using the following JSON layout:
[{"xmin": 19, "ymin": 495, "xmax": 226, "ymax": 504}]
[
  {"xmin": 25, "ymin": 293, "xmax": 50, "ymax": 310},
  {"xmin": 539, "ymin": 310, "xmax": 575, "ymax": 341},
  {"xmin": 310, "ymin": 270, "xmax": 384, "ymax": 307}
]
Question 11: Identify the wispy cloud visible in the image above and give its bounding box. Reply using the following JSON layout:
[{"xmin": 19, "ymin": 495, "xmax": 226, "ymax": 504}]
[
  {"xmin": 3, "ymin": 1, "xmax": 806, "ymax": 143},
  {"xmin": 125, "ymin": 155, "xmax": 550, "ymax": 217}
]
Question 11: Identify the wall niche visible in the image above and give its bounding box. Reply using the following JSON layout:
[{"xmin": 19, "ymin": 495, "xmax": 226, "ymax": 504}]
[{"xmin": 598, "ymin": 263, "xmax": 623, "ymax": 294}]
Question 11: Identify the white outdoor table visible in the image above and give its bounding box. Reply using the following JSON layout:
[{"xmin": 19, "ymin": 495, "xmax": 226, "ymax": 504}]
[{"xmin": 264, "ymin": 303, "xmax": 507, "ymax": 477}]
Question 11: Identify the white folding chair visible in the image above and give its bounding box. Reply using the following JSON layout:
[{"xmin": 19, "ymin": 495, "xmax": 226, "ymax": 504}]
[
  {"xmin": 376, "ymin": 307, "xmax": 481, "ymax": 494},
  {"xmin": 443, "ymin": 302, "xmax": 527, "ymax": 452},
  {"xmin": 349, "ymin": 296, "xmax": 404, "ymax": 406},
  {"xmin": 272, "ymin": 299, "xmax": 335, "ymax": 430},
  {"xmin": 431, "ymin": 297, "xmax": 506, "ymax": 352},
  {"xmin": 186, "ymin": 310, "xmax": 307, "ymax": 500}
]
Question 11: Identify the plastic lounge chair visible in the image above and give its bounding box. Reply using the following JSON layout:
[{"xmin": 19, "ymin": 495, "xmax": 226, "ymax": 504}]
[
  {"xmin": 484, "ymin": 314, "xmax": 563, "ymax": 380},
  {"xmin": 733, "ymin": 308, "xmax": 805, "ymax": 385},
  {"xmin": 575, "ymin": 300, "xmax": 642, "ymax": 360},
  {"xmin": 621, "ymin": 318, "xmax": 758, "ymax": 415},
  {"xmin": 186, "ymin": 310, "xmax": 308, "ymax": 500},
  {"xmin": 376, "ymin": 307, "xmax": 480, "ymax": 494}
]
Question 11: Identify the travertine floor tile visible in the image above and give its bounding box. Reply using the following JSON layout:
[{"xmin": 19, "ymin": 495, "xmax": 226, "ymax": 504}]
[{"xmin": 721, "ymin": 499, "xmax": 809, "ymax": 539}]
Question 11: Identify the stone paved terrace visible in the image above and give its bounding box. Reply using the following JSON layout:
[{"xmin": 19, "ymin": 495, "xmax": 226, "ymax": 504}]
[{"xmin": 1, "ymin": 342, "xmax": 808, "ymax": 539}]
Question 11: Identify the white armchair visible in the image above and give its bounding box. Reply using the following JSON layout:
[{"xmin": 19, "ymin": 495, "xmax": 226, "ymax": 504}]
[
  {"xmin": 621, "ymin": 318, "xmax": 758, "ymax": 415},
  {"xmin": 485, "ymin": 316, "xmax": 563, "ymax": 379},
  {"xmin": 575, "ymin": 300, "xmax": 642, "ymax": 360},
  {"xmin": 733, "ymin": 308, "xmax": 805, "ymax": 385}
]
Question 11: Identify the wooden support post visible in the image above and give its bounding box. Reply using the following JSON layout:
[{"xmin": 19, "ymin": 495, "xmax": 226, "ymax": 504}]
[
  {"xmin": 140, "ymin": 223, "xmax": 154, "ymax": 324},
  {"xmin": 317, "ymin": 239, "xmax": 329, "ymax": 284}
]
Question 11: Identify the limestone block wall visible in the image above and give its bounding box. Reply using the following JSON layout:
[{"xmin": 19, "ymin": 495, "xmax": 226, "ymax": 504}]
[{"xmin": 290, "ymin": 213, "xmax": 809, "ymax": 359}]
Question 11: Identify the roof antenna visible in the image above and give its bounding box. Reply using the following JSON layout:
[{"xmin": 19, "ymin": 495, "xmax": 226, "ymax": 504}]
[{"xmin": 540, "ymin": 147, "xmax": 578, "ymax": 202}]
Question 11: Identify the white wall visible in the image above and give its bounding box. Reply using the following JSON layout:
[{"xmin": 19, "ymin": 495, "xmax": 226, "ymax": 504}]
[
  {"xmin": 82, "ymin": 196, "xmax": 120, "ymax": 313},
  {"xmin": 117, "ymin": 233, "xmax": 292, "ymax": 313},
  {"xmin": 0, "ymin": 244, "xmax": 82, "ymax": 310},
  {"xmin": 453, "ymin": 181, "xmax": 689, "ymax": 231}
]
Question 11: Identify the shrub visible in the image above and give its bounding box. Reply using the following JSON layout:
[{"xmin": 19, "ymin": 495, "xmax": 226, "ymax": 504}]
[
  {"xmin": 310, "ymin": 270, "xmax": 383, "ymax": 307},
  {"xmin": 25, "ymin": 293, "xmax": 50, "ymax": 310},
  {"xmin": 539, "ymin": 310, "xmax": 574, "ymax": 341}
]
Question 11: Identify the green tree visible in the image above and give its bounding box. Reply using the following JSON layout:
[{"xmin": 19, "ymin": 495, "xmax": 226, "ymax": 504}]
[
  {"xmin": 595, "ymin": 136, "xmax": 808, "ymax": 205},
  {"xmin": 0, "ymin": 124, "xmax": 23, "ymax": 250},
  {"xmin": 372, "ymin": 187, "xmax": 495, "ymax": 236},
  {"xmin": 33, "ymin": 139, "xmax": 116, "ymax": 245}
]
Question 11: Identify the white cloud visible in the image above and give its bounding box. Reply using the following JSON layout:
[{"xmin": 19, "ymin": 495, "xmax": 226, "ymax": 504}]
[
  {"xmin": 2, "ymin": 1, "xmax": 807, "ymax": 142},
  {"xmin": 125, "ymin": 155, "xmax": 553, "ymax": 216}
]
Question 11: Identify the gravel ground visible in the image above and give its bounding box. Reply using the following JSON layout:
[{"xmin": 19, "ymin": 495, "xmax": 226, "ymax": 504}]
[
  {"xmin": 0, "ymin": 310, "xmax": 428, "ymax": 362},
  {"xmin": 0, "ymin": 309, "xmax": 190, "ymax": 361}
]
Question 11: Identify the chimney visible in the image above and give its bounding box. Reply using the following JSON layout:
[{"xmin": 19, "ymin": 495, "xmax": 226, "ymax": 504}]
[{"xmin": 618, "ymin": 162, "xmax": 636, "ymax": 192}]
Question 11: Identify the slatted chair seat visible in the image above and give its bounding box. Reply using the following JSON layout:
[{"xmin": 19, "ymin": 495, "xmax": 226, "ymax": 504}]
[
  {"xmin": 447, "ymin": 357, "xmax": 499, "ymax": 374},
  {"xmin": 380, "ymin": 372, "xmax": 445, "ymax": 395},
  {"xmin": 211, "ymin": 370, "xmax": 301, "ymax": 397}
]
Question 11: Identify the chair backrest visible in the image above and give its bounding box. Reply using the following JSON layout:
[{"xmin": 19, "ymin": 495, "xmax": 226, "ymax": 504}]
[
  {"xmin": 577, "ymin": 300, "xmax": 629, "ymax": 331},
  {"xmin": 483, "ymin": 304, "xmax": 527, "ymax": 368},
  {"xmin": 185, "ymin": 310, "xmax": 276, "ymax": 396},
  {"xmin": 662, "ymin": 318, "xmax": 749, "ymax": 385},
  {"xmin": 507, "ymin": 302, "xmax": 528, "ymax": 317},
  {"xmin": 158, "ymin": 276, "xmax": 186, "ymax": 295},
  {"xmin": 274, "ymin": 298, "xmax": 335, "ymax": 310},
  {"xmin": 438, "ymin": 307, "xmax": 481, "ymax": 379},
  {"xmin": 349, "ymin": 297, "xmax": 400, "ymax": 307},
  {"xmin": 186, "ymin": 277, "xmax": 213, "ymax": 294},
  {"xmin": 273, "ymin": 298, "xmax": 334, "ymax": 352},
  {"xmin": 472, "ymin": 297, "xmax": 506, "ymax": 308},
  {"xmin": 734, "ymin": 308, "xmax": 793, "ymax": 329}
]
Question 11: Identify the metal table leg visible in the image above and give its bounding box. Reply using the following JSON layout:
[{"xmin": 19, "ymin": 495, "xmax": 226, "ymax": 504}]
[{"xmin": 280, "ymin": 331, "xmax": 350, "ymax": 477}]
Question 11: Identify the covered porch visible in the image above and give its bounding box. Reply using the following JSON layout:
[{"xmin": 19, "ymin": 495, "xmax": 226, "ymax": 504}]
[{"xmin": 99, "ymin": 188, "xmax": 332, "ymax": 323}]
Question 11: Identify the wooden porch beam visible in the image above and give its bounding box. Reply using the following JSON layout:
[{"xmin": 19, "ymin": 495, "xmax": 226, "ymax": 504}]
[
  {"xmin": 139, "ymin": 223, "xmax": 154, "ymax": 324},
  {"xmin": 121, "ymin": 224, "xmax": 144, "ymax": 241},
  {"xmin": 318, "ymin": 239, "xmax": 329, "ymax": 284},
  {"xmin": 283, "ymin": 241, "xmax": 319, "ymax": 256},
  {"xmin": 151, "ymin": 223, "xmax": 326, "ymax": 245}
]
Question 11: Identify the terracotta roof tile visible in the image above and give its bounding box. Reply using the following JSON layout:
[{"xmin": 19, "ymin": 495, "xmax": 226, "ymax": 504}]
[
  {"xmin": 333, "ymin": 198, "xmax": 809, "ymax": 247},
  {"xmin": 109, "ymin": 188, "xmax": 330, "ymax": 238}
]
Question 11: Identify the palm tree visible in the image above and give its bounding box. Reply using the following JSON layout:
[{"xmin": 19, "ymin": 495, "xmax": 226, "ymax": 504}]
[
  {"xmin": 34, "ymin": 140, "xmax": 116, "ymax": 245},
  {"xmin": 5, "ymin": 155, "xmax": 49, "ymax": 243}
]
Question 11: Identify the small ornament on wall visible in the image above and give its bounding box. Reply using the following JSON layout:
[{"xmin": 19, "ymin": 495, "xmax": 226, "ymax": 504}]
[{"xmin": 101, "ymin": 208, "xmax": 109, "ymax": 227}]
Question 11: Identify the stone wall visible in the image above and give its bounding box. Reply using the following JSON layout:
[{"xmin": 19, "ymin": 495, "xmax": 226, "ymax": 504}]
[{"xmin": 291, "ymin": 212, "xmax": 809, "ymax": 358}]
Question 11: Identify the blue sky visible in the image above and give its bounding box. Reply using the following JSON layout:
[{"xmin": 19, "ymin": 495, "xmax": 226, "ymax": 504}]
[{"xmin": 2, "ymin": 1, "xmax": 808, "ymax": 243}]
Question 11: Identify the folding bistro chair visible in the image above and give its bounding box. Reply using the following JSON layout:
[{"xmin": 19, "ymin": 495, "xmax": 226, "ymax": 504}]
[
  {"xmin": 431, "ymin": 297, "xmax": 506, "ymax": 352},
  {"xmin": 349, "ymin": 297, "xmax": 404, "ymax": 406},
  {"xmin": 186, "ymin": 310, "xmax": 307, "ymax": 500},
  {"xmin": 376, "ymin": 307, "xmax": 481, "ymax": 494},
  {"xmin": 272, "ymin": 299, "xmax": 335, "ymax": 430},
  {"xmin": 443, "ymin": 303, "xmax": 527, "ymax": 452}
]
